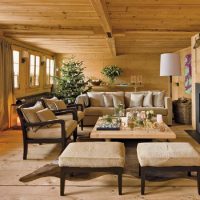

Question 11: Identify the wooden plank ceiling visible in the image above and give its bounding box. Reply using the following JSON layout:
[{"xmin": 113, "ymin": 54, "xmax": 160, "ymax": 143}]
[{"xmin": 0, "ymin": 0, "xmax": 199, "ymax": 55}]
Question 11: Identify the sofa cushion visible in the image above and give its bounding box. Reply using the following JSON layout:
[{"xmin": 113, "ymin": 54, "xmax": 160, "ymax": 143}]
[
  {"xmin": 153, "ymin": 91, "xmax": 165, "ymax": 107},
  {"xmin": 143, "ymin": 91, "xmax": 153, "ymax": 107},
  {"xmin": 126, "ymin": 107, "xmax": 168, "ymax": 115},
  {"xmin": 59, "ymin": 142, "xmax": 125, "ymax": 168},
  {"xmin": 27, "ymin": 120, "xmax": 77, "ymax": 139},
  {"xmin": 113, "ymin": 94, "xmax": 125, "ymax": 107},
  {"xmin": 87, "ymin": 92, "xmax": 105, "ymax": 107},
  {"xmin": 129, "ymin": 93, "xmax": 144, "ymax": 107},
  {"xmin": 85, "ymin": 107, "xmax": 115, "ymax": 116},
  {"xmin": 36, "ymin": 108, "xmax": 57, "ymax": 122},
  {"xmin": 103, "ymin": 94, "xmax": 113, "ymax": 107},
  {"xmin": 137, "ymin": 142, "xmax": 200, "ymax": 167}
]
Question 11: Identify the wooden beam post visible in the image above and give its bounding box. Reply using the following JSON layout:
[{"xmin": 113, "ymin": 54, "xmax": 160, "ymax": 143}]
[{"xmin": 90, "ymin": 0, "xmax": 117, "ymax": 56}]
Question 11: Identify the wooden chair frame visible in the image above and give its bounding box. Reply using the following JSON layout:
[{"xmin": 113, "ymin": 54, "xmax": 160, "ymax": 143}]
[
  {"xmin": 17, "ymin": 102, "xmax": 77, "ymax": 160},
  {"xmin": 139, "ymin": 165, "xmax": 200, "ymax": 195},
  {"xmin": 60, "ymin": 167, "xmax": 123, "ymax": 196}
]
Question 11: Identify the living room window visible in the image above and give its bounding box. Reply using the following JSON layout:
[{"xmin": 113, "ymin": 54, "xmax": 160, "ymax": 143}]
[
  {"xmin": 12, "ymin": 50, "xmax": 20, "ymax": 89},
  {"xmin": 46, "ymin": 58, "xmax": 55, "ymax": 85},
  {"xmin": 29, "ymin": 54, "xmax": 40, "ymax": 87}
]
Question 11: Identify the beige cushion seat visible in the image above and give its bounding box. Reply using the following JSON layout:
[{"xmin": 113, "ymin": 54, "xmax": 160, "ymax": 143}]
[
  {"xmin": 27, "ymin": 120, "xmax": 77, "ymax": 139},
  {"xmin": 137, "ymin": 142, "xmax": 200, "ymax": 167},
  {"xmin": 59, "ymin": 142, "xmax": 125, "ymax": 168},
  {"xmin": 57, "ymin": 111, "xmax": 85, "ymax": 122}
]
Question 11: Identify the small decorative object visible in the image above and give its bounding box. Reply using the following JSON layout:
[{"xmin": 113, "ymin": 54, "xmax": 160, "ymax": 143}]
[
  {"xmin": 127, "ymin": 110, "xmax": 155, "ymax": 129},
  {"xmin": 101, "ymin": 65, "xmax": 123, "ymax": 84},
  {"xmin": 97, "ymin": 115, "xmax": 121, "ymax": 130},
  {"xmin": 184, "ymin": 54, "xmax": 192, "ymax": 94},
  {"xmin": 156, "ymin": 114, "xmax": 163, "ymax": 123},
  {"xmin": 130, "ymin": 75, "xmax": 143, "ymax": 91},
  {"xmin": 88, "ymin": 77, "xmax": 102, "ymax": 86},
  {"xmin": 114, "ymin": 103, "xmax": 125, "ymax": 117},
  {"xmin": 159, "ymin": 123, "xmax": 166, "ymax": 132}
]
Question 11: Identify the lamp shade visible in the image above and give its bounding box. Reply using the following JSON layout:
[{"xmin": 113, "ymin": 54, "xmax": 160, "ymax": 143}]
[{"xmin": 160, "ymin": 53, "xmax": 181, "ymax": 76}]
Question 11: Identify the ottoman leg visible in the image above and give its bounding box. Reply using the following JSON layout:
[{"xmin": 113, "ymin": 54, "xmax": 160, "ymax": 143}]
[
  {"xmin": 60, "ymin": 168, "xmax": 65, "ymax": 196},
  {"xmin": 141, "ymin": 167, "xmax": 146, "ymax": 195},
  {"xmin": 118, "ymin": 171, "xmax": 122, "ymax": 195},
  {"xmin": 197, "ymin": 171, "xmax": 200, "ymax": 195},
  {"xmin": 139, "ymin": 165, "xmax": 141, "ymax": 177}
]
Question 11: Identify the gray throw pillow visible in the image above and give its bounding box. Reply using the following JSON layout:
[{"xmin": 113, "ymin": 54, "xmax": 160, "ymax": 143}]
[
  {"xmin": 143, "ymin": 91, "xmax": 153, "ymax": 107},
  {"xmin": 153, "ymin": 91, "xmax": 165, "ymax": 107},
  {"xmin": 129, "ymin": 93, "xmax": 144, "ymax": 107}
]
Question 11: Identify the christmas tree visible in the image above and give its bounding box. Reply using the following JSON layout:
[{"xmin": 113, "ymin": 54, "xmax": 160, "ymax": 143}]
[{"xmin": 54, "ymin": 57, "xmax": 91, "ymax": 103}]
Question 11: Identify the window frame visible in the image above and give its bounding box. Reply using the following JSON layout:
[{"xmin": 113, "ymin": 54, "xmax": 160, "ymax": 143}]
[
  {"xmin": 29, "ymin": 53, "xmax": 41, "ymax": 88},
  {"xmin": 12, "ymin": 49, "xmax": 20, "ymax": 90}
]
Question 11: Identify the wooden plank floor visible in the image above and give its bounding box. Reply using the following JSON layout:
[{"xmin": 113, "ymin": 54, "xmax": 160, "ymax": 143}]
[{"xmin": 1, "ymin": 125, "xmax": 200, "ymax": 200}]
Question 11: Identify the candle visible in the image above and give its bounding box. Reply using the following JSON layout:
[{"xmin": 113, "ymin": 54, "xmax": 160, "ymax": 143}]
[{"xmin": 157, "ymin": 114, "xmax": 163, "ymax": 123}]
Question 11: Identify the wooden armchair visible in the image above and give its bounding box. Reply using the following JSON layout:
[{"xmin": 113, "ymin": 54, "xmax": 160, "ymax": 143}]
[
  {"xmin": 17, "ymin": 102, "xmax": 78, "ymax": 160},
  {"xmin": 41, "ymin": 97, "xmax": 85, "ymax": 130}
]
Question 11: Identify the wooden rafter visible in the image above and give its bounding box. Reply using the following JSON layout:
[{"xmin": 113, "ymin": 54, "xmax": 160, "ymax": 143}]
[{"xmin": 90, "ymin": 0, "xmax": 116, "ymax": 56}]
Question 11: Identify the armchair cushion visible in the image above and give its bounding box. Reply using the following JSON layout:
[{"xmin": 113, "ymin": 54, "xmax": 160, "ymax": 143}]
[
  {"xmin": 43, "ymin": 97, "xmax": 59, "ymax": 110},
  {"xmin": 54, "ymin": 100, "xmax": 67, "ymax": 110},
  {"xmin": 27, "ymin": 120, "xmax": 77, "ymax": 139},
  {"xmin": 36, "ymin": 108, "xmax": 57, "ymax": 122}
]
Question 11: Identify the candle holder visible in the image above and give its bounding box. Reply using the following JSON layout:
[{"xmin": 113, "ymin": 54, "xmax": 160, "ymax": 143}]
[{"xmin": 130, "ymin": 75, "xmax": 144, "ymax": 91}]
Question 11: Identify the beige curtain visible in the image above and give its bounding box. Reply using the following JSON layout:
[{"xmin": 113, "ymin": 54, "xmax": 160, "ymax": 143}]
[{"xmin": 0, "ymin": 39, "xmax": 14, "ymax": 130}]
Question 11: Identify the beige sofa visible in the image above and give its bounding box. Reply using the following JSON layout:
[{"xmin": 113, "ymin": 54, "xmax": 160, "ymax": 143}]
[{"xmin": 76, "ymin": 91, "xmax": 172, "ymax": 126}]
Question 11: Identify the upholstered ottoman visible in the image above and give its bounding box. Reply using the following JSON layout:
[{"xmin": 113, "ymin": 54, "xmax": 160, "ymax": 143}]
[
  {"xmin": 59, "ymin": 142, "xmax": 125, "ymax": 196},
  {"xmin": 137, "ymin": 142, "xmax": 200, "ymax": 195}
]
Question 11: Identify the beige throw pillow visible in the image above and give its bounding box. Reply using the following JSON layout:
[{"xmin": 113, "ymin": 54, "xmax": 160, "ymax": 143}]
[
  {"xmin": 153, "ymin": 91, "xmax": 165, "ymax": 107},
  {"xmin": 103, "ymin": 94, "xmax": 113, "ymax": 107},
  {"xmin": 54, "ymin": 100, "xmax": 67, "ymax": 110},
  {"xmin": 143, "ymin": 91, "xmax": 153, "ymax": 107},
  {"xmin": 36, "ymin": 108, "xmax": 57, "ymax": 122},
  {"xmin": 112, "ymin": 95, "xmax": 125, "ymax": 108},
  {"xmin": 21, "ymin": 101, "xmax": 44, "ymax": 124},
  {"xmin": 129, "ymin": 94, "xmax": 144, "ymax": 107}
]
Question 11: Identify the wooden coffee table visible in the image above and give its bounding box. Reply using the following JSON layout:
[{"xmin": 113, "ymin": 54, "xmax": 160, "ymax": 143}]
[{"xmin": 90, "ymin": 117, "xmax": 176, "ymax": 141}]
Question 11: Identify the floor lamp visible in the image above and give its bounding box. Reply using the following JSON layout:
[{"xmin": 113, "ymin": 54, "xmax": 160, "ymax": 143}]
[{"xmin": 160, "ymin": 53, "xmax": 181, "ymax": 98}]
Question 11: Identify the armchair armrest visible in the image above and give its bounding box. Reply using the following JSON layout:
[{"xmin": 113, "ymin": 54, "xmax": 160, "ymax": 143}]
[
  {"xmin": 164, "ymin": 96, "xmax": 172, "ymax": 125},
  {"xmin": 67, "ymin": 103, "xmax": 84, "ymax": 111},
  {"xmin": 53, "ymin": 108, "xmax": 78, "ymax": 121}
]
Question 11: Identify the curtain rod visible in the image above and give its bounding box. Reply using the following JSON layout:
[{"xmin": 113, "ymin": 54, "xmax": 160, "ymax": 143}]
[{"xmin": 1, "ymin": 36, "xmax": 54, "ymax": 56}]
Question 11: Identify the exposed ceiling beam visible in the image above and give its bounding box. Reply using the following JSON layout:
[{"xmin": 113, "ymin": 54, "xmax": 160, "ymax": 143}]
[{"xmin": 90, "ymin": 0, "xmax": 116, "ymax": 56}]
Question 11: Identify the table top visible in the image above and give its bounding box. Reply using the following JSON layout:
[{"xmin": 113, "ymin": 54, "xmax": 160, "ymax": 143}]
[{"xmin": 90, "ymin": 117, "xmax": 176, "ymax": 139}]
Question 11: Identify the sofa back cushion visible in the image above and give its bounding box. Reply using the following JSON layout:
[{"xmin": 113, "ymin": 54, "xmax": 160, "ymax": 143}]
[
  {"xmin": 103, "ymin": 94, "xmax": 113, "ymax": 107},
  {"xmin": 125, "ymin": 92, "xmax": 146, "ymax": 107},
  {"xmin": 143, "ymin": 91, "xmax": 153, "ymax": 107},
  {"xmin": 129, "ymin": 93, "xmax": 144, "ymax": 107},
  {"xmin": 104, "ymin": 91, "xmax": 124, "ymax": 107},
  {"xmin": 153, "ymin": 91, "xmax": 165, "ymax": 107},
  {"xmin": 87, "ymin": 92, "xmax": 105, "ymax": 107}
]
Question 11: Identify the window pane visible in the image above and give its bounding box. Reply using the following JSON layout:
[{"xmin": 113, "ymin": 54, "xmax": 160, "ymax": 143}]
[
  {"xmin": 13, "ymin": 50, "xmax": 20, "ymax": 88},
  {"xmin": 36, "ymin": 56, "xmax": 40, "ymax": 67},
  {"xmin": 30, "ymin": 55, "xmax": 35, "ymax": 65},
  {"xmin": 13, "ymin": 50, "xmax": 19, "ymax": 64}
]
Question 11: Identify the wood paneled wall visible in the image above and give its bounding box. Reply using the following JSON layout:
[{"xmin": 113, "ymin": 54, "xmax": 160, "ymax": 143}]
[
  {"xmin": 172, "ymin": 47, "xmax": 191, "ymax": 100},
  {"xmin": 56, "ymin": 53, "xmax": 169, "ymax": 93}
]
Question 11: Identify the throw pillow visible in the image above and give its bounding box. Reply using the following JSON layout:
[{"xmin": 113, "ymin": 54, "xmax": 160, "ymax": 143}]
[
  {"xmin": 153, "ymin": 91, "xmax": 165, "ymax": 107},
  {"xmin": 54, "ymin": 100, "xmax": 67, "ymax": 110},
  {"xmin": 43, "ymin": 97, "xmax": 58, "ymax": 110},
  {"xmin": 87, "ymin": 92, "xmax": 105, "ymax": 107},
  {"xmin": 143, "ymin": 91, "xmax": 153, "ymax": 107},
  {"xmin": 129, "ymin": 93, "xmax": 144, "ymax": 107},
  {"xmin": 112, "ymin": 95, "xmax": 125, "ymax": 108},
  {"xmin": 103, "ymin": 94, "xmax": 113, "ymax": 107},
  {"xmin": 36, "ymin": 108, "xmax": 57, "ymax": 122},
  {"xmin": 21, "ymin": 101, "xmax": 44, "ymax": 124}
]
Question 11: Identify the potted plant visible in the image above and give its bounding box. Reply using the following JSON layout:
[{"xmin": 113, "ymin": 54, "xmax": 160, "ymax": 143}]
[{"xmin": 101, "ymin": 65, "xmax": 122, "ymax": 84}]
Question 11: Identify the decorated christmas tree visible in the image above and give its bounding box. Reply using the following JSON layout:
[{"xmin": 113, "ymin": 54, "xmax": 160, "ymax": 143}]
[{"xmin": 54, "ymin": 57, "xmax": 91, "ymax": 103}]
